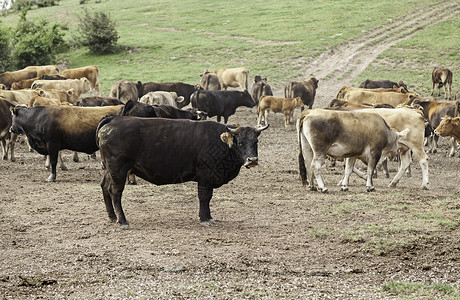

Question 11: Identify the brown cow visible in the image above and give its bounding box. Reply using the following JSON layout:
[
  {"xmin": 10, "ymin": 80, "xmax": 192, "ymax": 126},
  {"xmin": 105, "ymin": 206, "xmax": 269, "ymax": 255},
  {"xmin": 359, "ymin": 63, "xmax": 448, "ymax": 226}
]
[
  {"xmin": 328, "ymin": 99, "xmax": 394, "ymax": 109},
  {"xmin": 109, "ymin": 80, "xmax": 139, "ymax": 103},
  {"xmin": 60, "ymin": 66, "xmax": 100, "ymax": 94},
  {"xmin": 0, "ymin": 89, "xmax": 41, "ymax": 105},
  {"xmin": 251, "ymin": 76, "xmax": 273, "ymax": 104},
  {"xmin": 336, "ymin": 86, "xmax": 407, "ymax": 100},
  {"xmin": 284, "ymin": 77, "xmax": 319, "ymax": 109},
  {"xmin": 0, "ymin": 97, "xmax": 17, "ymax": 162},
  {"xmin": 11, "ymin": 77, "xmax": 41, "ymax": 90},
  {"xmin": 434, "ymin": 115, "xmax": 460, "ymax": 143},
  {"xmin": 344, "ymin": 90, "xmax": 417, "ymax": 107},
  {"xmin": 258, "ymin": 96, "xmax": 303, "ymax": 127},
  {"xmin": 28, "ymin": 96, "xmax": 64, "ymax": 107},
  {"xmin": 431, "ymin": 67, "xmax": 453, "ymax": 100},
  {"xmin": 199, "ymin": 69, "xmax": 221, "ymax": 90},
  {"xmin": 0, "ymin": 69, "xmax": 37, "ymax": 89},
  {"xmin": 25, "ymin": 65, "xmax": 59, "ymax": 77},
  {"xmin": 455, "ymin": 91, "xmax": 460, "ymax": 100},
  {"xmin": 213, "ymin": 67, "xmax": 249, "ymax": 90},
  {"xmin": 410, "ymin": 98, "xmax": 460, "ymax": 156},
  {"xmin": 37, "ymin": 88, "xmax": 79, "ymax": 104}
]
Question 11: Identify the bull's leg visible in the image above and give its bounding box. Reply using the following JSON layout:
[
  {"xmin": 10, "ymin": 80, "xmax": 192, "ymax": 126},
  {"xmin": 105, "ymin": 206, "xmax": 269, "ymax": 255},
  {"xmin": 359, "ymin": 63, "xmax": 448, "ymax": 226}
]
[
  {"xmin": 46, "ymin": 148, "xmax": 59, "ymax": 182},
  {"xmin": 437, "ymin": 84, "xmax": 441, "ymax": 97},
  {"xmin": 108, "ymin": 173, "xmax": 129, "ymax": 229},
  {"xmin": 100, "ymin": 172, "xmax": 116, "ymax": 222},
  {"xmin": 59, "ymin": 152, "xmax": 68, "ymax": 171},
  {"xmin": 341, "ymin": 158, "xmax": 356, "ymax": 191},
  {"xmin": 312, "ymin": 155, "xmax": 328, "ymax": 193},
  {"xmin": 198, "ymin": 185, "xmax": 215, "ymax": 226},
  {"xmin": 73, "ymin": 151, "xmax": 79, "ymax": 162},
  {"xmin": 217, "ymin": 115, "xmax": 222, "ymax": 123}
]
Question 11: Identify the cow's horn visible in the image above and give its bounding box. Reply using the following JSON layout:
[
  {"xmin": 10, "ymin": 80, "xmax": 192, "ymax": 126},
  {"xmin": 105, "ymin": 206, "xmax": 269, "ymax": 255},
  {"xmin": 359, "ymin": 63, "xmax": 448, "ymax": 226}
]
[
  {"xmin": 227, "ymin": 126, "xmax": 241, "ymax": 134},
  {"xmin": 255, "ymin": 124, "xmax": 269, "ymax": 133}
]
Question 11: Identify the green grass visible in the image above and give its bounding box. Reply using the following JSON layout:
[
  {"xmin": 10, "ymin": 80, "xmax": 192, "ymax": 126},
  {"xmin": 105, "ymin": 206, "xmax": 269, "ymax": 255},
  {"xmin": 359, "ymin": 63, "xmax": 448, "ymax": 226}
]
[
  {"xmin": 1, "ymin": 0, "xmax": 455, "ymax": 94},
  {"xmin": 382, "ymin": 281, "xmax": 459, "ymax": 299}
]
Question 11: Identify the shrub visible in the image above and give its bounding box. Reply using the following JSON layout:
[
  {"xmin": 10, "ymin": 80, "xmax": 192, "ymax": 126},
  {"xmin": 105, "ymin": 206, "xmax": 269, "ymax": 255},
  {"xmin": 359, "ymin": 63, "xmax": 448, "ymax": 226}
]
[
  {"xmin": 12, "ymin": 10, "xmax": 68, "ymax": 69},
  {"xmin": 0, "ymin": 21, "xmax": 14, "ymax": 72},
  {"xmin": 74, "ymin": 8, "xmax": 119, "ymax": 54}
]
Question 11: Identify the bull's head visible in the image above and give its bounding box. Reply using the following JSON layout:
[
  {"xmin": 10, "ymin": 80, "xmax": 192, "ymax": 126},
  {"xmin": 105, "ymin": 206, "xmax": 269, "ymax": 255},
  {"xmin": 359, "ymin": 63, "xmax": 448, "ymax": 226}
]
[{"xmin": 220, "ymin": 124, "xmax": 269, "ymax": 168}]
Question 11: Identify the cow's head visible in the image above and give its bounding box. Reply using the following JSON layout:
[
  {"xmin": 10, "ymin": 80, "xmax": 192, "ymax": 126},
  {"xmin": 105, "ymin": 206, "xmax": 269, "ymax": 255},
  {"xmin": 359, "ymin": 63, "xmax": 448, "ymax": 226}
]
[
  {"xmin": 310, "ymin": 77, "xmax": 319, "ymax": 89},
  {"xmin": 240, "ymin": 90, "xmax": 256, "ymax": 107},
  {"xmin": 294, "ymin": 97, "xmax": 304, "ymax": 108},
  {"xmin": 10, "ymin": 106, "xmax": 29, "ymax": 135},
  {"xmin": 220, "ymin": 124, "xmax": 269, "ymax": 168},
  {"xmin": 435, "ymin": 115, "xmax": 459, "ymax": 137}
]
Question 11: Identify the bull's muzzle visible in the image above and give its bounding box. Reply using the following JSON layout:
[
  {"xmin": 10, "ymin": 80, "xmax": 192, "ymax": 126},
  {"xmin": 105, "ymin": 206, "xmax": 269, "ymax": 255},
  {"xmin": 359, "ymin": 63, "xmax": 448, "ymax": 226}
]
[{"xmin": 244, "ymin": 157, "xmax": 258, "ymax": 168}]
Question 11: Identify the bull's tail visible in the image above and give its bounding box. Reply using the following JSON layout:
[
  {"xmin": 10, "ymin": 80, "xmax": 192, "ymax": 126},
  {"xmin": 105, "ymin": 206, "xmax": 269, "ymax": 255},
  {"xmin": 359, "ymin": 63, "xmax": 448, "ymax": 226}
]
[
  {"xmin": 95, "ymin": 115, "xmax": 117, "ymax": 148},
  {"xmin": 296, "ymin": 113, "xmax": 308, "ymax": 185}
]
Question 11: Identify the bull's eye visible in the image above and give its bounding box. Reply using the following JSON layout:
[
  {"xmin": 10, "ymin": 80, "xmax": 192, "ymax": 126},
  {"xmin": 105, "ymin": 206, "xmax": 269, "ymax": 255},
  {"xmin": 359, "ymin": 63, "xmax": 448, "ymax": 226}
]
[{"xmin": 237, "ymin": 141, "xmax": 243, "ymax": 147}]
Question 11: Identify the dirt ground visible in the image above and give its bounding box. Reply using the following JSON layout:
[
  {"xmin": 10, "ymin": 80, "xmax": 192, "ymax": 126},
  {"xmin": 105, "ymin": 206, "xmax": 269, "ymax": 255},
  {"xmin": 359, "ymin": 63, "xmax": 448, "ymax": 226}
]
[{"xmin": 1, "ymin": 3, "xmax": 460, "ymax": 299}]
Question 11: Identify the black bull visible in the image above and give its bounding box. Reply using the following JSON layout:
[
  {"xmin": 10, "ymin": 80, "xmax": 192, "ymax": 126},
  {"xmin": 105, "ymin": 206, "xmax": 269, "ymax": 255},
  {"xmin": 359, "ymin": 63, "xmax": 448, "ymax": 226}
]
[{"xmin": 96, "ymin": 116, "xmax": 268, "ymax": 229}]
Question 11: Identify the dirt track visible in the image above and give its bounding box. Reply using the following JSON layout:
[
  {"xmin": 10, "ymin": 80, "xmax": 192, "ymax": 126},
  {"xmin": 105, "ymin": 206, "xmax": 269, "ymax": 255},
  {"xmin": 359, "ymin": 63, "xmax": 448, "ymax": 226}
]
[{"xmin": 1, "ymin": 3, "xmax": 460, "ymax": 299}]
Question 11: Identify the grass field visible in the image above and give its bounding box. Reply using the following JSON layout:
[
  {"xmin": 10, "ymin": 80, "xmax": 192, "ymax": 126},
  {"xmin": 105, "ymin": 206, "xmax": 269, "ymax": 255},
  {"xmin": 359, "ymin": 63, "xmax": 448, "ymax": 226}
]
[{"xmin": 1, "ymin": 0, "xmax": 458, "ymax": 94}]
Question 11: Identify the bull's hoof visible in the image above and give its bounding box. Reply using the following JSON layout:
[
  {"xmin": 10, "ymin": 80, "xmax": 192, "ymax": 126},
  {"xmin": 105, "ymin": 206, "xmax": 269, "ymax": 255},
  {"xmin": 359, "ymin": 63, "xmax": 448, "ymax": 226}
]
[
  {"xmin": 321, "ymin": 188, "xmax": 329, "ymax": 194},
  {"xmin": 432, "ymin": 149, "xmax": 437, "ymax": 154},
  {"xmin": 128, "ymin": 180, "xmax": 137, "ymax": 185},
  {"xmin": 340, "ymin": 186, "xmax": 349, "ymax": 192},
  {"xmin": 2, "ymin": 156, "xmax": 6, "ymax": 161},
  {"xmin": 11, "ymin": 157, "xmax": 16, "ymax": 162},
  {"xmin": 200, "ymin": 220, "xmax": 215, "ymax": 227},
  {"xmin": 367, "ymin": 186, "xmax": 375, "ymax": 192},
  {"xmin": 420, "ymin": 185, "xmax": 429, "ymax": 190},
  {"xmin": 46, "ymin": 175, "xmax": 56, "ymax": 182}
]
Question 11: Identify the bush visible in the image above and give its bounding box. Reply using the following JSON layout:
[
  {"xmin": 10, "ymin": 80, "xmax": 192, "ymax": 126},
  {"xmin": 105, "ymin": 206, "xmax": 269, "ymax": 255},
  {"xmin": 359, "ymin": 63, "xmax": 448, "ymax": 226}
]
[
  {"xmin": 74, "ymin": 8, "xmax": 119, "ymax": 54},
  {"xmin": 0, "ymin": 21, "xmax": 14, "ymax": 72},
  {"xmin": 12, "ymin": 10, "xmax": 68, "ymax": 69}
]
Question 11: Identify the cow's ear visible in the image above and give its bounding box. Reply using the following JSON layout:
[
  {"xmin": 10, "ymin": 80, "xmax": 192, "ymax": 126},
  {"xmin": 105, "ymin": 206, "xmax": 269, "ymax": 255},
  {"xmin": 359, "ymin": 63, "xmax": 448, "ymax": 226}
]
[{"xmin": 220, "ymin": 132, "xmax": 234, "ymax": 148}]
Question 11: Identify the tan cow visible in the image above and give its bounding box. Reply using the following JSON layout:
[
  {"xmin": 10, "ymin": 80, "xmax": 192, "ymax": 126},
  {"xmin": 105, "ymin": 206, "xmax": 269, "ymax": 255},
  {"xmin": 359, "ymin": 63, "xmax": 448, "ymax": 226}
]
[
  {"xmin": 0, "ymin": 89, "xmax": 41, "ymax": 105},
  {"xmin": 258, "ymin": 96, "xmax": 303, "ymax": 127},
  {"xmin": 109, "ymin": 80, "xmax": 139, "ymax": 103},
  {"xmin": 336, "ymin": 86, "xmax": 407, "ymax": 100},
  {"xmin": 28, "ymin": 96, "xmax": 64, "ymax": 107},
  {"xmin": 344, "ymin": 90, "xmax": 417, "ymax": 107},
  {"xmin": 139, "ymin": 91, "xmax": 185, "ymax": 107},
  {"xmin": 11, "ymin": 77, "xmax": 40, "ymax": 90},
  {"xmin": 60, "ymin": 66, "xmax": 100, "ymax": 94},
  {"xmin": 24, "ymin": 65, "xmax": 59, "ymax": 77},
  {"xmin": 0, "ymin": 69, "xmax": 37, "ymax": 89},
  {"xmin": 434, "ymin": 116, "xmax": 460, "ymax": 143},
  {"xmin": 213, "ymin": 67, "xmax": 249, "ymax": 90},
  {"xmin": 431, "ymin": 67, "xmax": 453, "ymax": 100},
  {"xmin": 37, "ymin": 88, "xmax": 79, "ymax": 104},
  {"xmin": 297, "ymin": 108, "xmax": 407, "ymax": 193},
  {"xmin": 455, "ymin": 91, "xmax": 460, "ymax": 100},
  {"xmin": 32, "ymin": 78, "xmax": 91, "ymax": 98},
  {"xmin": 328, "ymin": 99, "xmax": 394, "ymax": 109}
]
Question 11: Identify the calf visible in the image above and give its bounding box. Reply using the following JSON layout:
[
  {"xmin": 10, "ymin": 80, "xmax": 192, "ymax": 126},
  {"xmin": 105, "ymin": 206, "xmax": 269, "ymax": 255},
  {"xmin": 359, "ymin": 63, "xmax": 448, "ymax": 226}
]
[
  {"xmin": 297, "ymin": 108, "xmax": 407, "ymax": 193},
  {"xmin": 285, "ymin": 77, "xmax": 319, "ymax": 109},
  {"xmin": 139, "ymin": 91, "xmax": 185, "ymax": 107},
  {"xmin": 257, "ymin": 96, "xmax": 303, "ymax": 127},
  {"xmin": 10, "ymin": 105, "xmax": 123, "ymax": 181},
  {"xmin": 434, "ymin": 116, "xmax": 460, "ymax": 143},
  {"xmin": 431, "ymin": 67, "xmax": 453, "ymax": 100},
  {"xmin": 191, "ymin": 89, "xmax": 255, "ymax": 123},
  {"xmin": 359, "ymin": 79, "xmax": 408, "ymax": 91}
]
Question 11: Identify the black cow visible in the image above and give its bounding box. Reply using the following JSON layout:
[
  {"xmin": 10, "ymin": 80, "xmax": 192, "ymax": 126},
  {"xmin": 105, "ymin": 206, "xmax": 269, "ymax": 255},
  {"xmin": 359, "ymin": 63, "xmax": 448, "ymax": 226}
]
[
  {"xmin": 251, "ymin": 76, "xmax": 273, "ymax": 105},
  {"xmin": 119, "ymin": 100, "xmax": 206, "ymax": 120},
  {"xmin": 284, "ymin": 77, "xmax": 319, "ymax": 109},
  {"xmin": 359, "ymin": 79, "xmax": 408, "ymax": 91},
  {"xmin": 191, "ymin": 90, "xmax": 255, "ymax": 123},
  {"xmin": 96, "ymin": 115, "xmax": 268, "ymax": 228},
  {"xmin": 10, "ymin": 105, "xmax": 123, "ymax": 181},
  {"xmin": 77, "ymin": 96, "xmax": 123, "ymax": 107},
  {"xmin": 137, "ymin": 81, "xmax": 196, "ymax": 109}
]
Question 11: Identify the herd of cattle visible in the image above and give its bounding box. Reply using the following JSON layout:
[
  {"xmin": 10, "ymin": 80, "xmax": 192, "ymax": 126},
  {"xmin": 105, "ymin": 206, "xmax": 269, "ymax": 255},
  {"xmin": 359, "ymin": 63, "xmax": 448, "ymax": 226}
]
[{"xmin": 0, "ymin": 64, "xmax": 459, "ymax": 228}]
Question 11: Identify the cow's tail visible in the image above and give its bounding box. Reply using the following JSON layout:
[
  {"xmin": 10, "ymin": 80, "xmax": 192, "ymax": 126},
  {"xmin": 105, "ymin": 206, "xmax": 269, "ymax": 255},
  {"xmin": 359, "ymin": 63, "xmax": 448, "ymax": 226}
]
[
  {"xmin": 95, "ymin": 66, "xmax": 100, "ymax": 94},
  {"xmin": 296, "ymin": 112, "xmax": 308, "ymax": 185},
  {"xmin": 455, "ymin": 100, "xmax": 460, "ymax": 117},
  {"xmin": 95, "ymin": 115, "xmax": 117, "ymax": 148},
  {"xmin": 245, "ymin": 71, "xmax": 249, "ymax": 91}
]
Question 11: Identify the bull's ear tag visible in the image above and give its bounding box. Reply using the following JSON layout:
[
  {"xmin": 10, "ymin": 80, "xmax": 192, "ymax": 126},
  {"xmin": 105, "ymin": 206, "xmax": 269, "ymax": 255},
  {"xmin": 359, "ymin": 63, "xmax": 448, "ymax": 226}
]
[{"xmin": 220, "ymin": 132, "xmax": 234, "ymax": 148}]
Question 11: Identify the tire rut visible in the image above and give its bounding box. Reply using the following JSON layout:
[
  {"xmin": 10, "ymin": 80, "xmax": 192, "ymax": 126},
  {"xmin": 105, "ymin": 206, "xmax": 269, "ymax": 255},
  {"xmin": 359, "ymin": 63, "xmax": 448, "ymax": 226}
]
[{"xmin": 274, "ymin": 0, "xmax": 460, "ymax": 108}]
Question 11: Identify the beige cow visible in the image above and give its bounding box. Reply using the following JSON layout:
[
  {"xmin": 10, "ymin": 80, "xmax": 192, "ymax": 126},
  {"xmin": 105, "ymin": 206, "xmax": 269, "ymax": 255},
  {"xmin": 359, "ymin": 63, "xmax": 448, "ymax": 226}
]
[
  {"xmin": 258, "ymin": 96, "xmax": 303, "ymax": 127},
  {"xmin": 32, "ymin": 78, "xmax": 91, "ymax": 98},
  {"xmin": 213, "ymin": 67, "xmax": 249, "ymax": 90},
  {"xmin": 60, "ymin": 65, "xmax": 100, "ymax": 94}
]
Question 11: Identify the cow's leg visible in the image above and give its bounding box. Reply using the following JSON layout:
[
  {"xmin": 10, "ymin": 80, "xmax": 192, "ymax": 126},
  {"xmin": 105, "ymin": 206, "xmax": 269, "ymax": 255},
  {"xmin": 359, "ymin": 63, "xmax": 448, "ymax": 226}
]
[
  {"xmin": 198, "ymin": 185, "xmax": 215, "ymax": 226},
  {"xmin": 410, "ymin": 148, "xmax": 429, "ymax": 190},
  {"xmin": 448, "ymin": 137, "xmax": 457, "ymax": 157},
  {"xmin": 108, "ymin": 171, "xmax": 129, "ymax": 229},
  {"xmin": 432, "ymin": 135, "xmax": 439, "ymax": 153},
  {"xmin": 264, "ymin": 110, "xmax": 269, "ymax": 126},
  {"xmin": 437, "ymin": 84, "xmax": 441, "ymax": 97},
  {"xmin": 9, "ymin": 133, "xmax": 17, "ymax": 162},
  {"xmin": 381, "ymin": 158, "xmax": 390, "ymax": 178},
  {"xmin": 341, "ymin": 157, "xmax": 356, "ymax": 191},
  {"xmin": 444, "ymin": 84, "xmax": 448, "ymax": 99},
  {"xmin": 257, "ymin": 110, "xmax": 263, "ymax": 126},
  {"xmin": 284, "ymin": 114, "xmax": 289, "ymax": 127},
  {"xmin": 312, "ymin": 155, "xmax": 328, "ymax": 193},
  {"xmin": 59, "ymin": 152, "xmax": 68, "ymax": 171},
  {"xmin": 448, "ymin": 83, "xmax": 452, "ymax": 100},
  {"xmin": 73, "ymin": 151, "xmax": 79, "ymax": 162},
  {"xmin": 431, "ymin": 81, "xmax": 435, "ymax": 96},
  {"xmin": 366, "ymin": 154, "xmax": 380, "ymax": 192},
  {"xmin": 217, "ymin": 115, "xmax": 222, "ymax": 123},
  {"xmin": 46, "ymin": 147, "xmax": 59, "ymax": 182},
  {"xmin": 389, "ymin": 149, "xmax": 411, "ymax": 188},
  {"xmin": 100, "ymin": 172, "xmax": 116, "ymax": 222},
  {"xmin": 300, "ymin": 134, "xmax": 316, "ymax": 191},
  {"xmin": 127, "ymin": 169, "xmax": 137, "ymax": 185},
  {"xmin": 1, "ymin": 138, "xmax": 7, "ymax": 160},
  {"xmin": 223, "ymin": 116, "xmax": 229, "ymax": 124}
]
